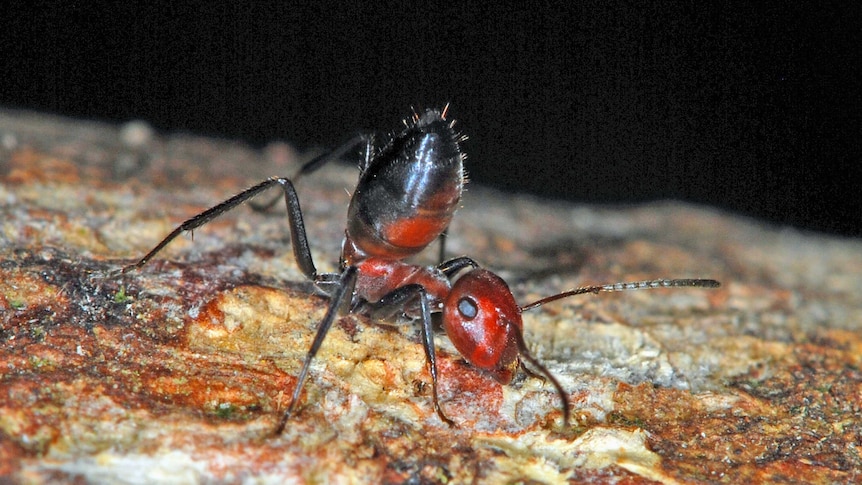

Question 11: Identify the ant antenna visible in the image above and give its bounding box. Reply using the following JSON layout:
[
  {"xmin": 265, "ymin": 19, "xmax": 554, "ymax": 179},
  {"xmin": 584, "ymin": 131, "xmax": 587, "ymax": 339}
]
[{"xmin": 520, "ymin": 278, "xmax": 720, "ymax": 312}]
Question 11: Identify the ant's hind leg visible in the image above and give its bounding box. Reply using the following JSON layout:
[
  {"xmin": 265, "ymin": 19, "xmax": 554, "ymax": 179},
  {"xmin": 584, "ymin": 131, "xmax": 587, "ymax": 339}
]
[
  {"xmin": 120, "ymin": 177, "xmax": 319, "ymax": 281},
  {"xmin": 250, "ymin": 134, "xmax": 373, "ymax": 212},
  {"xmin": 298, "ymin": 134, "xmax": 373, "ymax": 177}
]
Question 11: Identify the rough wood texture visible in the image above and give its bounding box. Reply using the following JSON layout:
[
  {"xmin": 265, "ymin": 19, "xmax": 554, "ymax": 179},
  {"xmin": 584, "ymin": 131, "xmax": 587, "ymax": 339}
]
[{"xmin": 1, "ymin": 109, "xmax": 860, "ymax": 483}]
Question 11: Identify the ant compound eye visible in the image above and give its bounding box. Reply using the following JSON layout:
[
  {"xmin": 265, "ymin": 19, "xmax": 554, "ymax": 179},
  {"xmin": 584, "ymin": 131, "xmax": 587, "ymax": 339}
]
[{"xmin": 457, "ymin": 297, "xmax": 478, "ymax": 320}]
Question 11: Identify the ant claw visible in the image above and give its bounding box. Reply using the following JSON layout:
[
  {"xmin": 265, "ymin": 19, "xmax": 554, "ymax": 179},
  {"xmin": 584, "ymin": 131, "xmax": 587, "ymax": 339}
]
[
  {"xmin": 433, "ymin": 402, "xmax": 457, "ymax": 427},
  {"xmin": 85, "ymin": 265, "xmax": 125, "ymax": 281}
]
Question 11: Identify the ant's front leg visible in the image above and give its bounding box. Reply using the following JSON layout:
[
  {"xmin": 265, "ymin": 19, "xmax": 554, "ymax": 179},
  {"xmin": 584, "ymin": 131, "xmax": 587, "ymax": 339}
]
[
  {"xmin": 510, "ymin": 329, "xmax": 571, "ymax": 427},
  {"xmin": 120, "ymin": 177, "xmax": 318, "ymax": 281},
  {"xmin": 437, "ymin": 256, "xmax": 480, "ymax": 278},
  {"xmin": 365, "ymin": 284, "xmax": 456, "ymax": 427}
]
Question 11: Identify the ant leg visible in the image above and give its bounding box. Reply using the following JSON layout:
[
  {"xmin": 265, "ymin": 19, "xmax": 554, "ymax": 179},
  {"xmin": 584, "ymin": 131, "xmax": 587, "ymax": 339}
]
[
  {"xmin": 275, "ymin": 265, "xmax": 359, "ymax": 435},
  {"xmin": 511, "ymin": 328, "xmax": 570, "ymax": 427},
  {"xmin": 247, "ymin": 193, "xmax": 283, "ymax": 213},
  {"xmin": 363, "ymin": 284, "xmax": 422, "ymax": 321},
  {"xmin": 436, "ymin": 228, "xmax": 449, "ymax": 264},
  {"xmin": 365, "ymin": 284, "xmax": 455, "ymax": 426},
  {"xmin": 120, "ymin": 177, "xmax": 318, "ymax": 281},
  {"xmin": 300, "ymin": 134, "xmax": 373, "ymax": 177},
  {"xmin": 313, "ymin": 272, "xmax": 345, "ymax": 296},
  {"xmin": 437, "ymin": 256, "xmax": 480, "ymax": 278},
  {"xmin": 518, "ymin": 361, "xmax": 545, "ymax": 381},
  {"xmin": 250, "ymin": 135, "xmax": 373, "ymax": 212}
]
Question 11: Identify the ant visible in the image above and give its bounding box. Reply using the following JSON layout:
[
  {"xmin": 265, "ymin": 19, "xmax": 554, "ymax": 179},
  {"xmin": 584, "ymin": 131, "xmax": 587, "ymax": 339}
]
[{"xmin": 116, "ymin": 106, "xmax": 720, "ymax": 434}]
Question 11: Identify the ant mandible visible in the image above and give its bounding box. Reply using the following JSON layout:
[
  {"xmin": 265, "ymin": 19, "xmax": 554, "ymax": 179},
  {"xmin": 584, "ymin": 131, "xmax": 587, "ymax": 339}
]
[{"xmin": 117, "ymin": 106, "xmax": 720, "ymax": 434}]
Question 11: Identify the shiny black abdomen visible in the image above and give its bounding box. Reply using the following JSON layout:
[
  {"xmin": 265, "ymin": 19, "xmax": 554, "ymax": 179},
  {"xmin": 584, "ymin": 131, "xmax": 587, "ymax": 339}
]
[{"xmin": 345, "ymin": 109, "xmax": 464, "ymax": 262}]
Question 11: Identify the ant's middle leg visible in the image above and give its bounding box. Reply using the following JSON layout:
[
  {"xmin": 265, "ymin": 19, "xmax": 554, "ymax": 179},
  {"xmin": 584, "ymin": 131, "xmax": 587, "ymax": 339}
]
[
  {"xmin": 364, "ymin": 284, "xmax": 455, "ymax": 426},
  {"xmin": 275, "ymin": 265, "xmax": 359, "ymax": 435},
  {"xmin": 121, "ymin": 177, "xmax": 318, "ymax": 281}
]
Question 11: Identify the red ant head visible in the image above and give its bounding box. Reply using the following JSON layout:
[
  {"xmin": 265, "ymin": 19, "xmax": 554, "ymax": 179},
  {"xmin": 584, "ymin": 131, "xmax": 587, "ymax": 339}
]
[{"xmin": 443, "ymin": 269, "xmax": 523, "ymax": 384}]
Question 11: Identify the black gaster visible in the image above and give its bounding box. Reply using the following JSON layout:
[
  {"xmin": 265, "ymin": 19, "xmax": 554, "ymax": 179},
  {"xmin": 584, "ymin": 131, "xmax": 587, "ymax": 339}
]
[{"xmin": 345, "ymin": 110, "xmax": 464, "ymax": 261}]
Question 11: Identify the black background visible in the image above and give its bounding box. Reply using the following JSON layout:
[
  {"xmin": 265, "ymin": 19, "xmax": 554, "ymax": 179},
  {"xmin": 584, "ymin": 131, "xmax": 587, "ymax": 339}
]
[{"xmin": 5, "ymin": 3, "xmax": 860, "ymax": 236}]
